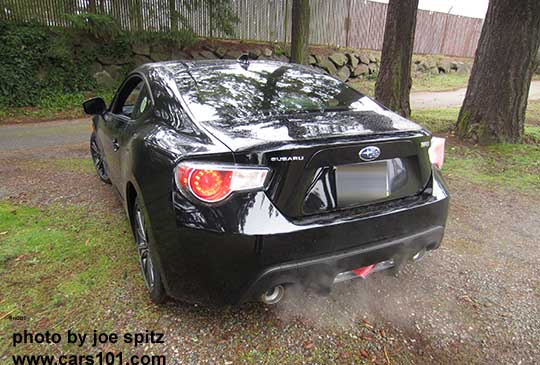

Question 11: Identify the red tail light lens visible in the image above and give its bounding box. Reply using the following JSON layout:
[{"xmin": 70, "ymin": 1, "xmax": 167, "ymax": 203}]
[
  {"xmin": 189, "ymin": 169, "xmax": 232, "ymax": 202},
  {"xmin": 175, "ymin": 163, "xmax": 269, "ymax": 203}
]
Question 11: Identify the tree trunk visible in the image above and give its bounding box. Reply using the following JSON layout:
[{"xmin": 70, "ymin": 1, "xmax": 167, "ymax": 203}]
[
  {"xmin": 88, "ymin": 0, "xmax": 97, "ymax": 13},
  {"xmin": 374, "ymin": 0, "xmax": 419, "ymax": 117},
  {"xmin": 169, "ymin": 0, "xmax": 178, "ymax": 32},
  {"xmin": 457, "ymin": 0, "xmax": 540, "ymax": 144},
  {"xmin": 98, "ymin": 0, "xmax": 105, "ymax": 14},
  {"xmin": 129, "ymin": 0, "xmax": 143, "ymax": 31},
  {"xmin": 290, "ymin": 0, "xmax": 310, "ymax": 65}
]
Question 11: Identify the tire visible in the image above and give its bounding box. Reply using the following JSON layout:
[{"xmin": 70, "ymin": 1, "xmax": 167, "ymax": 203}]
[
  {"xmin": 132, "ymin": 197, "xmax": 167, "ymax": 304},
  {"xmin": 90, "ymin": 132, "xmax": 111, "ymax": 184}
]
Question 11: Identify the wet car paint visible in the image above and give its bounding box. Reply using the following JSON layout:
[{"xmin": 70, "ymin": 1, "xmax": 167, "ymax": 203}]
[{"xmin": 90, "ymin": 60, "xmax": 449, "ymax": 306}]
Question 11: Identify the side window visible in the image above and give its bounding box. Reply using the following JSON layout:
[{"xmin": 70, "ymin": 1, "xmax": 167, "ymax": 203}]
[
  {"xmin": 132, "ymin": 84, "xmax": 152, "ymax": 119},
  {"xmin": 112, "ymin": 77, "xmax": 144, "ymax": 118}
]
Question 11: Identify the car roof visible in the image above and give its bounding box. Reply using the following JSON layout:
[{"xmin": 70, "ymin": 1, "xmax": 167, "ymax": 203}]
[{"xmin": 134, "ymin": 59, "xmax": 326, "ymax": 83}]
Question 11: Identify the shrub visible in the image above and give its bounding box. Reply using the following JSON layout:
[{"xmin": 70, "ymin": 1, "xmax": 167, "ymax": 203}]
[
  {"xmin": 65, "ymin": 13, "xmax": 123, "ymax": 41},
  {"xmin": 0, "ymin": 21, "xmax": 98, "ymax": 107},
  {"xmin": 128, "ymin": 30, "xmax": 197, "ymax": 49}
]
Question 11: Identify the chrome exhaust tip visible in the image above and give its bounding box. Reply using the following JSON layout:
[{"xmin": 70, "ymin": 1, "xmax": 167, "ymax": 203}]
[
  {"xmin": 260, "ymin": 285, "xmax": 285, "ymax": 305},
  {"xmin": 412, "ymin": 248, "xmax": 427, "ymax": 262}
]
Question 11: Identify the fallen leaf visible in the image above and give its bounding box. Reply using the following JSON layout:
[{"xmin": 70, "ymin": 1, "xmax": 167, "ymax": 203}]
[
  {"xmin": 363, "ymin": 319, "xmax": 374, "ymax": 330},
  {"xmin": 0, "ymin": 231, "xmax": 8, "ymax": 235},
  {"xmin": 303, "ymin": 341, "xmax": 315, "ymax": 350}
]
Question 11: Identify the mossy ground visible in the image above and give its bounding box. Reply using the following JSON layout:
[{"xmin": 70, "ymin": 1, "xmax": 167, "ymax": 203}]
[
  {"xmin": 349, "ymin": 72, "xmax": 470, "ymax": 97},
  {"xmin": 411, "ymin": 101, "xmax": 540, "ymax": 192}
]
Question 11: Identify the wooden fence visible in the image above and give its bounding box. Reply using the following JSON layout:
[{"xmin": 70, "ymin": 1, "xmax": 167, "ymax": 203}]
[{"xmin": 0, "ymin": 0, "xmax": 483, "ymax": 57}]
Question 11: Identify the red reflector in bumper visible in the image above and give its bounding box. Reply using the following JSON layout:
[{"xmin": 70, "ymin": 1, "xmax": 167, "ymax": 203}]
[{"xmin": 352, "ymin": 264, "xmax": 376, "ymax": 279}]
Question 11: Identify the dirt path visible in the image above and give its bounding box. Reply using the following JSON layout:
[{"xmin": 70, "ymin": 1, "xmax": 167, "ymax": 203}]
[
  {"xmin": 0, "ymin": 118, "xmax": 91, "ymax": 152},
  {"xmin": 411, "ymin": 80, "xmax": 540, "ymax": 109},
  {"xmin": 1, "ymin": 135, "xmax": 539, "ymax": 363}
]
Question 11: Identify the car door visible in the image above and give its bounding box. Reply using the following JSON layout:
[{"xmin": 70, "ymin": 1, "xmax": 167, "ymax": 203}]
[{"xmin": 99, "ymin": 76, "xmax": 145, "ymax": 187}]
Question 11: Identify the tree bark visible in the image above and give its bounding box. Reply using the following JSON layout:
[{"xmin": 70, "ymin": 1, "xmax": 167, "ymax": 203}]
[
  {"xmin": 375, "ymin": 0, "xmax": 419, "ymax": 117},
  {"xmin": 290, "ymin": 0, "xmax": 310, "ymax": 65},
  {"xmin": 129, "ymin": 0, "xmax": 143, "ymax": 31},
  {"xmin": 457, "ymin": 0, "xmax": 540, "ymax": 144},
  {"xmin": 88, "ymin": 0, "xmax": 97, "ymax": 13},
  {"xmin": 169, "ymin": 0, "xmax": 178, "ymax": 32}
]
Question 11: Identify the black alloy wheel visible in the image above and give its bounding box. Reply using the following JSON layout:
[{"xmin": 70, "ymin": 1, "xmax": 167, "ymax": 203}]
[
  {"xmin": 90, "ymin": 132, "xmax": 111, "ymax": 184},
  {"xmin": 132, "ymin": 198, "xmax": 166, "ymax": 303}
]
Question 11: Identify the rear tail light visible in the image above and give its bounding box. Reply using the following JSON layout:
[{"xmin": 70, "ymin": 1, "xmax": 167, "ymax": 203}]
[
  {"xmin": 428, "ymin": 137, "xmax": 445, "ymax": 169},
  {"xmin": 175, "ymin": 162, "xmax": 270, "ymax": 203}
]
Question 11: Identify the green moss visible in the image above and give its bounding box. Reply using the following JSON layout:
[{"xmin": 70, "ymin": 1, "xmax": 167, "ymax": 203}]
[
  {"xmin": 411, "ymin": 73, "xmax": 469, "ymax": 92},
  {"xmin": 445, "ymin": 144, "xmax": 540, "ymax": 191},
  {"xmin": 410, "ymin": 106, "xmax": 540, "ymax": 191},
  {"xmin": 0, "ymin": 202, "xmax": 146, "ymax": 355},
  {"xmin": 350, "ymin": 72, "xmax": 469, "ymax": 99},
  {"xmin": 411, "ymin": 107, "xmax": 459, "ymax": 133},
  {"xmin": 52, "ymin": 158, "xmax": 95, "ymax": 174},
  {"xmin": 525, "ymin": 125, "xmax": 540, "ymax": 142}
]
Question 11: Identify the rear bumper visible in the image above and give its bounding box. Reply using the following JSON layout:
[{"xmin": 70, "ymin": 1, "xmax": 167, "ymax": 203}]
[
  {"xmin": 148, "ymin": 169, "xmax": 449, "ymax": 306},
  {"xmin": 240, "ymin": 225, "xmax": 444, "ymax": 302}
]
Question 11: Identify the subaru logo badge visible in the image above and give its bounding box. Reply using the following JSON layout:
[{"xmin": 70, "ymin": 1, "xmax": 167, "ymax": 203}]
[{"xmin": 359, "ymin": 146, "xmax": 381, "ymax": 161}]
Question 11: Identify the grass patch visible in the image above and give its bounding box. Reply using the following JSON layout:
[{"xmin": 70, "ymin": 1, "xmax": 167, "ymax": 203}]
[
  {"xmin": 445, "ymin": 144, "xmax": 540, "ymax": 191},
  {"xmin": 348, "ymin": 78, "xmax": 376, "ymax": 97},
  {"xmin": 0, "ymin": 90, "xmax": 115, "ymax": 124},
  {"xmin": 52, "ymin": 158, "xmax": 95, "ymax": 174},
  {"xmin": 0, "ymin": 202, "xmax": 153, "ymax": 355},
  {"xmin": 412, "ymin": 104, "xmax": 540, "ymax": 140},
  {"xmin": 411, "ymin": 72, "xmax": 469, "ymax": 92},
  {"xmin": 349, "ymin": 72, "xmax": 469, "ymax": 97},
  {"xmin": 411, "ymin": 107, "xmax": 460, "ymax": 133},
  {"xmin": 525, "ymin": 125, "xmax": 540, "ymax": 143},
  {"xmin": 410, "ymin": 106, "xmax": 540, "ymax": 192}
]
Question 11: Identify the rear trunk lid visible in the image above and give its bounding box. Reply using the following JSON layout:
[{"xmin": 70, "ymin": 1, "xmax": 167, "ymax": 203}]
[
  {"xmin": 199, "ymin": 106, "xmax": 432, "ymax": 219},
  {"xmin": 198, "ymin": 97, "xmax": 425, "ymax": 152}
]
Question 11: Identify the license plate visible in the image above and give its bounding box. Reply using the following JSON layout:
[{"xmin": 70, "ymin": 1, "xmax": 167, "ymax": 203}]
[{"xmin": 336, "ymin": 161, "xmax": 390, "ymax": 206}]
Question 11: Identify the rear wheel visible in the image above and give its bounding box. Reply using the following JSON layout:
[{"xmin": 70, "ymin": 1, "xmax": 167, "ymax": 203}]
[
  {"xmin": 132, "ymin": 198, "xmax": 167, "ymax": 304},
  {"xmin": 90, "ymin": 132, "xmax": 110, "ymax": 184}
]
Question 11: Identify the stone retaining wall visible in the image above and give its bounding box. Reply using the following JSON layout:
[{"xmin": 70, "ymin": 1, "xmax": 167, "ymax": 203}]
[{"xmin": 92, "ymin": 40, "xmax": 474, "ymax": 88}]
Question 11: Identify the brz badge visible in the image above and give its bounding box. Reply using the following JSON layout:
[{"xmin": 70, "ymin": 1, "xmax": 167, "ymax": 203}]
[{"xmin": 359, "ymin": 146, "xmax": 381, "ymax": 161}]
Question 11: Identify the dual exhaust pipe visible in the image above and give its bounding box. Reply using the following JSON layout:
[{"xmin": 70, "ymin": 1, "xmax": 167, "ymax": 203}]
[{"xmin": 260, "ymin": 248, "xmax": 427, "ymax": 305}]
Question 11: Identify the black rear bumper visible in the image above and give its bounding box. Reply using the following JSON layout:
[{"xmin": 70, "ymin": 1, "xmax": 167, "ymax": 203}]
[
  {"xmin": 148, "ymin": 170, "xmax": 449, "ymax": 306},
  {"xmin": 240, "ymin": 225, "xmax": 444, "ymax": 302}
]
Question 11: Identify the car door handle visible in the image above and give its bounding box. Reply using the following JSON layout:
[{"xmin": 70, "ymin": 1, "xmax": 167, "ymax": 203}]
[{"xmin": 112, "ymin": 138, "xmax": 120, "ymax": 151}]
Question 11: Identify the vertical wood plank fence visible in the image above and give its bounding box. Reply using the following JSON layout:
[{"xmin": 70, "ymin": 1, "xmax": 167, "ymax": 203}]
[{"xmin": 0, "ymin": 0, "xmax": 483, "ymax": 57}]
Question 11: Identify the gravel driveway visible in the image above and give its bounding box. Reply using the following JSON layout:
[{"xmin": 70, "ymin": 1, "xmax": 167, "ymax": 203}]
[{"xmin": 1, "ymin": 124, "xmax": 539, "ymax": 364}]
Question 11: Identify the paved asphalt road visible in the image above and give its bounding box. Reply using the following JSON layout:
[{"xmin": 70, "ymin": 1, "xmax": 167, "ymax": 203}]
[
  {"xmin": 2, "ymin": 81, "xmax": 540, "ymax": 152},
  {"xmin": 411, "ymin": 80, "xmax": 540, "ymax": 109},
  {"xmin": 0, "ymin": 118, "xmax": 92, "ymax": 152}
]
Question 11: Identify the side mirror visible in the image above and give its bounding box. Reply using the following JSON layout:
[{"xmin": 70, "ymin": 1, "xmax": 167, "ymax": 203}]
[{"xmin": 83, "ymin": 97, "xmax": 107, "ymax": 115}]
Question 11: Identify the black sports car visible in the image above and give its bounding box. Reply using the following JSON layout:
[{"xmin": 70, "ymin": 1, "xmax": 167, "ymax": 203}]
[{"xmin": 83, "ymin": 59, "xmax": 449, "ymax": 306}]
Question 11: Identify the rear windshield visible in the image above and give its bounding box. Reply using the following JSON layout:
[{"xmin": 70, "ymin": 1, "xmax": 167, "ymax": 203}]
[{"xmin": 177, "ymin": 63, "xmax": 365, "ymax": 122}]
